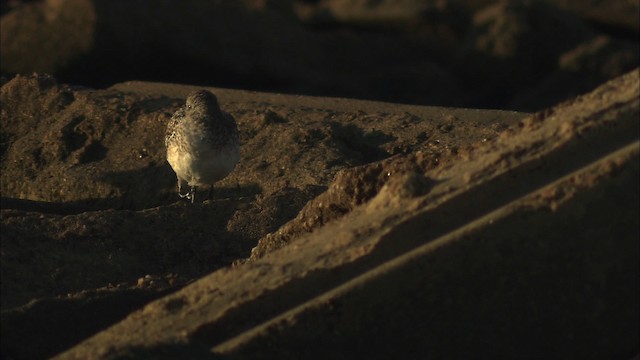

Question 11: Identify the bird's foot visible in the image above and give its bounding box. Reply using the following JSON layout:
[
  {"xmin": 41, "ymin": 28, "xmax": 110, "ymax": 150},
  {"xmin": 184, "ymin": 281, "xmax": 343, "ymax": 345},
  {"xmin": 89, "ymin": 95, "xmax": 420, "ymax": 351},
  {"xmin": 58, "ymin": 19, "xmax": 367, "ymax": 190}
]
[
  {"xmin": 186, "ymin": 186, "xmax": 196, "ymax": 204},
  {"xmin": 178, "ymin": 189, "xmax": 190, "ymax": 199},
  {"xmin": 177, "ymin": 185, "xmax": 196, "ymax": 204}
]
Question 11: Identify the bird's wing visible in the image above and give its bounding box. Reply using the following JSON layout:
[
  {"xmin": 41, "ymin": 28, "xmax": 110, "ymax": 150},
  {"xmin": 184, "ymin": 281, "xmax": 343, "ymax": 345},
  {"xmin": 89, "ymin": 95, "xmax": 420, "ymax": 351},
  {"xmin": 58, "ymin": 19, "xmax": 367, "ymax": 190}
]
[{"xmin": 165, "ymin": 107, "xmax": 186, "ymax": 148}]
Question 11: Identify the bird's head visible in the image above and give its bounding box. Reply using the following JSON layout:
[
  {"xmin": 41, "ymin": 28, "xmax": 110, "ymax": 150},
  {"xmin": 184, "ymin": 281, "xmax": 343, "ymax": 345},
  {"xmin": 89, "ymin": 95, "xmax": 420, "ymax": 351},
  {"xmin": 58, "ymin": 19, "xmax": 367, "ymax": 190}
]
[{"xmin": 185, "ymin": 90, "xmax": 221, "ymax": 116}]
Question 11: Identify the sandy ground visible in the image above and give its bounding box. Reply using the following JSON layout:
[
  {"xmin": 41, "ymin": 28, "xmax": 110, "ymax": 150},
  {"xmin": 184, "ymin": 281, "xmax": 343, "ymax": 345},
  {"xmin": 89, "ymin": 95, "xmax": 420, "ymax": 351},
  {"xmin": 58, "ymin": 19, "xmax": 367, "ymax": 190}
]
[
  {"xmin": 1, "ymin": 69, "xmax": 638, "ymax": 359},
  {"xmin": 2, "ymin": 2, "xmax": 639, "ymax": 359},
  {"xmin": 0, "ymin": 73, "xmax": 522, "ymax": 358}
]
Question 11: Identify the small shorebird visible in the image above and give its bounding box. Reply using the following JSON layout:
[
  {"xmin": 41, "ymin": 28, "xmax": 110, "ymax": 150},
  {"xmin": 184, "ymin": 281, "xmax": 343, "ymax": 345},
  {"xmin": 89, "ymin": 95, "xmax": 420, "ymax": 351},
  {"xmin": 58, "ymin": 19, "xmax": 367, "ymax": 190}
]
[{"xmin": 165, "ymin": 89, "xmax": 240, "ymax": 203}]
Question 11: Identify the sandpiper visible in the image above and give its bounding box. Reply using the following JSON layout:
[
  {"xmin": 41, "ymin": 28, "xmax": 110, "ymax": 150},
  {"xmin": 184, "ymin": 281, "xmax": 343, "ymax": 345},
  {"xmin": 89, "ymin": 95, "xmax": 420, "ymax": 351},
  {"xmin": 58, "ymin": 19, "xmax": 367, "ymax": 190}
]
[{"xmin": 165, "ymin": 89, "xmax": 240, "ymax": 203}]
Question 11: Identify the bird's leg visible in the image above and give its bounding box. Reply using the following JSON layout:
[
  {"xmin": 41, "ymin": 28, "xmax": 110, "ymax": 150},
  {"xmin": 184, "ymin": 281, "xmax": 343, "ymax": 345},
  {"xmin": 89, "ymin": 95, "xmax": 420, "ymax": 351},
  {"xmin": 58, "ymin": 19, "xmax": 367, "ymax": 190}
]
[
  {"xmin": 186, "ymin": 185, "xmax": 196, "ymax": 204},
  {"xmin": 177, "ymin": 178, "xmax": 190, "ymax": 199}
]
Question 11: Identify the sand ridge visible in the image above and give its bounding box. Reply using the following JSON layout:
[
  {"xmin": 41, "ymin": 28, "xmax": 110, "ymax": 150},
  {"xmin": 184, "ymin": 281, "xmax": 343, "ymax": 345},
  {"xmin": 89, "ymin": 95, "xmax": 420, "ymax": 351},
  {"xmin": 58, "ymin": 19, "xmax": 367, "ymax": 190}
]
[{"xmin": 1, "ymin": 70, "xmax": 638, "ymax": 359}]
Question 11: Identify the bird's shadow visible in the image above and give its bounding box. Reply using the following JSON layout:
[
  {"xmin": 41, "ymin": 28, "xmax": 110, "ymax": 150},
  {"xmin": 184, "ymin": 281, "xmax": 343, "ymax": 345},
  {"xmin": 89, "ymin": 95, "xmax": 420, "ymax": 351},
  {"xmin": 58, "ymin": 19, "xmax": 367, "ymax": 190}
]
[{"xmin": 1, "ymin": 164, "xmax": 262, "ymax": 215}]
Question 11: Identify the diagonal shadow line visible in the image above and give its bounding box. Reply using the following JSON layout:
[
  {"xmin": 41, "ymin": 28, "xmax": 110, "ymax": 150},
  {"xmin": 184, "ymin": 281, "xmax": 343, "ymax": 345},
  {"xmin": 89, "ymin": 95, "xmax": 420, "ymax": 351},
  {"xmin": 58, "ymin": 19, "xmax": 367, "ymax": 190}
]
[
  {"xmin": 0, "ymin": 197, "xmax": 116, "ymax": 215},
  {"xmin": 212, "ymin": 141, "xmax": 640, "ymax": 353},
  {"xmin": 0, "ymin": 183, "xmax": 261, "ymax": 216},
  {"xmin": 188, "ymin": 105, "xmax": 639, "ymax": 349}
]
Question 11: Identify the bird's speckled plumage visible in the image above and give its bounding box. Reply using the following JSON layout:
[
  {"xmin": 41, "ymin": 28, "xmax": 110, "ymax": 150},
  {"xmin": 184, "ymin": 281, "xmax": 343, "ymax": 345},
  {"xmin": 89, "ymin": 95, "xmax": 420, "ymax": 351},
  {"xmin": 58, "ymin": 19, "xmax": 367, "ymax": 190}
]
[{"xmin": 165, "ymin": 90, "xmax": 239, "ymax": 203}]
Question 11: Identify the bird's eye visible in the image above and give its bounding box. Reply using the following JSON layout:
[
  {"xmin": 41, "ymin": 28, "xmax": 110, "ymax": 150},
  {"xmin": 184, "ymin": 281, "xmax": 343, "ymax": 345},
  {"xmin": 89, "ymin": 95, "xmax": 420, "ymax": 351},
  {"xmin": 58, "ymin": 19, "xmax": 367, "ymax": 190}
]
[{"xmin": 187, "ymin": 104, "xmax": 192, "ymax": 109}]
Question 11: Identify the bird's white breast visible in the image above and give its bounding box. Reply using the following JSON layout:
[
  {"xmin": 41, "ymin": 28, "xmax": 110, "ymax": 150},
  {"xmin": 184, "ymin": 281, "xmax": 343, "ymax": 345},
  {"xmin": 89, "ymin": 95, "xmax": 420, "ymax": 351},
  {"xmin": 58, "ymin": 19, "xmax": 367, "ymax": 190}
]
[{"xmin": 167, "ymin": 142, "xmax": 239, "ymax": 186}]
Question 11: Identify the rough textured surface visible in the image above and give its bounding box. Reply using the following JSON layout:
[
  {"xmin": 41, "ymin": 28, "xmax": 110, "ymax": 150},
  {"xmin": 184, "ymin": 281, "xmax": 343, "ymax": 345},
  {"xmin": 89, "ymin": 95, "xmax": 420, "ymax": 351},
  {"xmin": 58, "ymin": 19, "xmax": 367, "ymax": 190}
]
[
  {"xmin": 1, "ymin": 73, "xmax": 522, "ymax": 359},
  {"xmin": 2, "ymin": 2, "xmax": 638, "ymax": 358},
  {"xmin": 2, "ymin": 68, "xmax": 636, "ymax": 359}
]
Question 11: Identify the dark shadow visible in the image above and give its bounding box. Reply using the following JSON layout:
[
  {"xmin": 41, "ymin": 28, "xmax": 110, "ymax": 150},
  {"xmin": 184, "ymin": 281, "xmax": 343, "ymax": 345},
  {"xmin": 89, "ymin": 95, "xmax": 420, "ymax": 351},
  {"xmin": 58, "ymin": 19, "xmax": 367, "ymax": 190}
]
[
  {"xmin": 226, "ymin": 184, "xmax": 328, "ymax": 260},
  {"xmin": 1, "ymin": 286, "xmax": 181, "ymax": 360},
  {"xmin": 0, "ymin": 183, "xmax": 260, "ymax": 215},
  {"xmin": 108, "ymin": 344, "xmax": 223, "ymax": 360},
  {"xmin": 328, "ymin": 122, "xmax": 396, "ymax": 165},
  {"xmin": 0, "ymin": 162, "xmax": 262, "ymax": 215},
  {"xmin": 0, "ymin": 197, "xmax": 110, "ymax": 215},
  {"xmin": 77, "ymin": 140, "xmax": 108, "ymax": 163},
  {"xmin": 101, "ymin": 164, "xmax": 262, "ymax": 210},
  {"xmin": 1, "ymin": 179, "xmax": 262, "ymax": 359}
]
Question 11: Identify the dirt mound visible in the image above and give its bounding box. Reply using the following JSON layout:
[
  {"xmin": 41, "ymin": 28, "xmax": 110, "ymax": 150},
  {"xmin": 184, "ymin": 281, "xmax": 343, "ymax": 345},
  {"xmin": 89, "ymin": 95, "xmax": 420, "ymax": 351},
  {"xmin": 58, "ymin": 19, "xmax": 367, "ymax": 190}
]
[
  {"xmin": 45, "ymin": 69, "xmax": 639, "ymax": 360},
  {"xmin": 1, "ymin": 73, "xmax": 524, "ymax": 359},
  {"xmin": 2, "ymin": 69, "xmax": 638, "ymax": 358}
]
